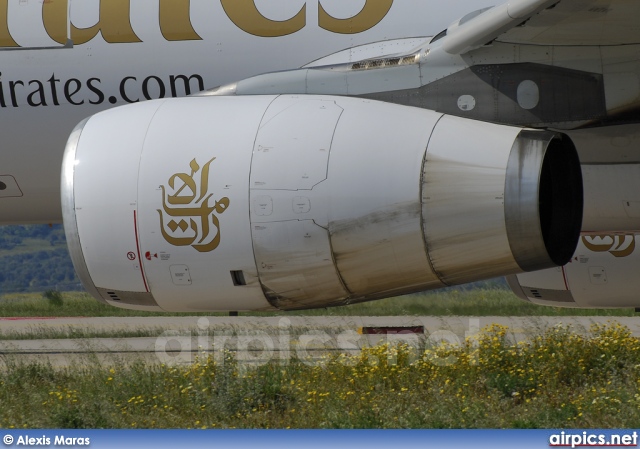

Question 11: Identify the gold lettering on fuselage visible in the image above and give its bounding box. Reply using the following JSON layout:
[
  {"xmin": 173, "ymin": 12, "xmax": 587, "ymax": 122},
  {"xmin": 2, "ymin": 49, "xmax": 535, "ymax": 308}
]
[
  {"xmin": 158, "ymin": 158, "xmax": 230, "ymax": 253},
  {"xmin": 221, "ymin": 0, "xmax": 393, "ymax": 37},
  {"xmin": 160, "ymin": 0, "xmax": 201, "ymax": 41},
  {"xmin": 319, "ymin": 0, "xmax": 394, "ymax": 34},
  {"xmin": 1, "ymin": 0, "xmax": 394, "ymax": 48},
  {"xmin": 220, "ymin": 0, "xmax": 306, "ymax": 37},
  {"xmin": 0, "ymin": 0, "xmax": 17, "ymax": 47},
  {"xmin": 582, "ymin": 235, "xmax": 636, "ymax": 258},
  {"xmin": 43, "ymin": 0, "xmax": 141, "ymax": 45}
]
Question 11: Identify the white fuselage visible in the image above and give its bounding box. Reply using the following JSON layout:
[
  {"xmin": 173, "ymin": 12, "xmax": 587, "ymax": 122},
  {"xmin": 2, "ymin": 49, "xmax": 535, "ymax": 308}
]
[{"xmin": 0, "ymin": 0, "xmax": 488, "ymax": 224}]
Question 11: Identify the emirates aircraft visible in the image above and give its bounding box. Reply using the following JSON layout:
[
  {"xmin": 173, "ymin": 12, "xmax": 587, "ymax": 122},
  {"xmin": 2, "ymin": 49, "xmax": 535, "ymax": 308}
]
[{"xmin": 2, "ymin": 0, "xmax": 640, "ymax": 312}]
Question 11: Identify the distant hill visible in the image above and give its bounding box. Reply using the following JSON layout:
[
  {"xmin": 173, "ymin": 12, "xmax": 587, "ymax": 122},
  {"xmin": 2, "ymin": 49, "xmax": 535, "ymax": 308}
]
[{"xmin": 0, "ymin": 224, "xmax": 81, "ymax": 293}]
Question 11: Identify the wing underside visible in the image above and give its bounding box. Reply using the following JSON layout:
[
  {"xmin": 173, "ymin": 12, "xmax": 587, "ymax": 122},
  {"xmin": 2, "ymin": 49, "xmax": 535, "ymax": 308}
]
[
  {"xmin": 443, "ymin": 0, "xmax": 640, "ymax": 55},
  {"xmin": 497, "ymin": 0, "xmax": 640, "ymax": 46}
]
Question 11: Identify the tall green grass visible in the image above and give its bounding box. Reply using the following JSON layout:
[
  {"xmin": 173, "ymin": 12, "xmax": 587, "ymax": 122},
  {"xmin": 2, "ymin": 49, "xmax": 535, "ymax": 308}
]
[
  {"xmin": 1, "ymin": 323, "xmax": 639, "ymax": 428},
  {"xmin": 0, "ymin": 290, "xmax": 635, "ymax": 317}
]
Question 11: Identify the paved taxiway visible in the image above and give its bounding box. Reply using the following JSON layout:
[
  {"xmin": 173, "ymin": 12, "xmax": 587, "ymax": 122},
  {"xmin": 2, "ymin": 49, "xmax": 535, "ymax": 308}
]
[{"xmin": 0, "ymin": 316, "xmax": 638, "ymax": 367}]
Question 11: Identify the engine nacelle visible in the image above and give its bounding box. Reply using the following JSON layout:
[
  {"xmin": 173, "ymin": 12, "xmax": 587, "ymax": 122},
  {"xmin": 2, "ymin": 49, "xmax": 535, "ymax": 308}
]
[
  {"xmin": 508, "ymin": 233, "xmax": 640, "ymax": 308},
  {"xmin": 62, "ymin": 95, "xmax": 582, "ymax": 311}
]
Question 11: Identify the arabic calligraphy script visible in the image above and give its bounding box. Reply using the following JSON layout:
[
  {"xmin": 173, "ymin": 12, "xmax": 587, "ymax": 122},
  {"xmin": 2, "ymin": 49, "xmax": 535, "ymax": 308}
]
[
  {"xmin": 582, "ymin": 235, "xmax": 636, "ymax": 258},
  {"xmin": 158, "ymin": 157, "xmax": 230, "ymax": 252}
]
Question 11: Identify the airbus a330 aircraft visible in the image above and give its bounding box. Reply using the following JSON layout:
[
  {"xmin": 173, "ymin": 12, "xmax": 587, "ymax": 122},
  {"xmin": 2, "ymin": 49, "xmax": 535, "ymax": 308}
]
[{"xmin": 3, "ymin": 0, "xmax": 640, "ymax": 312}]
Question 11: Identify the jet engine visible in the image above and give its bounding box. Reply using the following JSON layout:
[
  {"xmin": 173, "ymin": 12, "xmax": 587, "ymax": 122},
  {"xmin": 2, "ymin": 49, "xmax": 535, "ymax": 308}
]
[{"xmin": 61, "ymin": 95, "xmax": 582, "ymax": 311}]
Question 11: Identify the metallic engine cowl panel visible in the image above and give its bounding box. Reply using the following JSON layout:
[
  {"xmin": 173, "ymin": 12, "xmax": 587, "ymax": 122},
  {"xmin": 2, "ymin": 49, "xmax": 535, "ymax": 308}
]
[
  {"xmin": 504, "ymin": 130, "xmax": 583, "ymax": 271},
  {"xmin": 420, "ymin": 116, "xmax": 583, "ymax": 287},
  {"xmin": 248, "ymin": 101, "xmax": 584, "ymax": 309}
]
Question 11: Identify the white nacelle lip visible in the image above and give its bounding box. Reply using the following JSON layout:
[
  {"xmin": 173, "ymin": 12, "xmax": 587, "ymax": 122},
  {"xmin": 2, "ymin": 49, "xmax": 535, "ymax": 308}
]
[
  {"xmin": 61, "ymin": 117, "xmax": 106, "ymax": 304},
  {"xmin": 61, "ymin": 111, "xmax": 165, "ymax": 311}
]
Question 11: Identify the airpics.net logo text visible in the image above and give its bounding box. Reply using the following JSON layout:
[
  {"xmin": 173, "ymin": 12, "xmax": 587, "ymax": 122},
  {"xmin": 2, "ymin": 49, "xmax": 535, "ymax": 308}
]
[{"xmin": 549, "ymin": 431, "xmax": 638, "ymax": 448}]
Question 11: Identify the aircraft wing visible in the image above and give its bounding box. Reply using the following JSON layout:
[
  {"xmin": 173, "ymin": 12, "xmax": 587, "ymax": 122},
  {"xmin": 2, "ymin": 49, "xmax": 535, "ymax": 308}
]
[
  {"xmin": 498, "ymin": 0, "xmax": 640, "ymax": 46},
  {"xmin": 443, "ymin": 0, "xmax": 640, "ymax": 54}
]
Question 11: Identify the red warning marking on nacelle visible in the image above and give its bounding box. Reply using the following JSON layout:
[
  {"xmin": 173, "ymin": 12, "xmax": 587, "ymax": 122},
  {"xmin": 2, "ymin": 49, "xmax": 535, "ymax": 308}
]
[
  {"xmin": 127, "ymin": 252, "xmax": 136, "ymax": 261},
  {"xmin": 145, "ymin": 251, "xmax": 158, "ymax": 261}
]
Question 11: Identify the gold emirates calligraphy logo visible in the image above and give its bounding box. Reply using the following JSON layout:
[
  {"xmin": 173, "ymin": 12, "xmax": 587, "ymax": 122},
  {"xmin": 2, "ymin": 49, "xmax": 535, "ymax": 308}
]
[
  {"xmin": 158, "ymin": 158, "xmax": 229, "ymax": 252},
  {"xmin": 581, "ymin": 235, "xmax": 636, "ymax": 258}
]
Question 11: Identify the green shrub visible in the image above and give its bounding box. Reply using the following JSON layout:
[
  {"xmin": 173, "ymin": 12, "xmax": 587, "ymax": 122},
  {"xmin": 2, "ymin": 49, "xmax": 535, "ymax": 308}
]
[{"xmin": 43, "ymin": 290, "xmax": 64, "ymax": 307}]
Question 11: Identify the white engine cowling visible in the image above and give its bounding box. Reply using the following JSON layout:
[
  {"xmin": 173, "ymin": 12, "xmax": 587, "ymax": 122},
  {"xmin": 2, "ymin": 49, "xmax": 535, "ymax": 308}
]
[{"xmin": 61, "ymin": 95, "xmax": 582, "ymax": 311}]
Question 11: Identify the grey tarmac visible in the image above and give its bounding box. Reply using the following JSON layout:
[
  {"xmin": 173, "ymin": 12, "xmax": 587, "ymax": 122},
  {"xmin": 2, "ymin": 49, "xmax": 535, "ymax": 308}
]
[{"xmin": 0, "ymin": 316, "xmax": 637, "ymax": 367}]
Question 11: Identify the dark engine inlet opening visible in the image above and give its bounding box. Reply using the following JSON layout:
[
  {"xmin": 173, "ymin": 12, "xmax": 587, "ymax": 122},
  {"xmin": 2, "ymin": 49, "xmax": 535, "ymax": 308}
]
[{"xmin": 538, "ymin": 135, "xmax": 583, "ymax": 266}]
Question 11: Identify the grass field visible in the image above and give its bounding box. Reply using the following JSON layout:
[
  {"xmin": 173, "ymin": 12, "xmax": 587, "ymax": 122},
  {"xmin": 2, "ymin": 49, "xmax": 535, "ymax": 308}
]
[
  {"xmin": 0, "ymin": 289, "xmax": 636, "ymax": 318},
  {"xmin": 1, "ymin": 323, "xmax": 640, "ymax": 428},
  {"xmin": 2, "ymin": 290, "xmax": 639, "ymax": 429}
]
